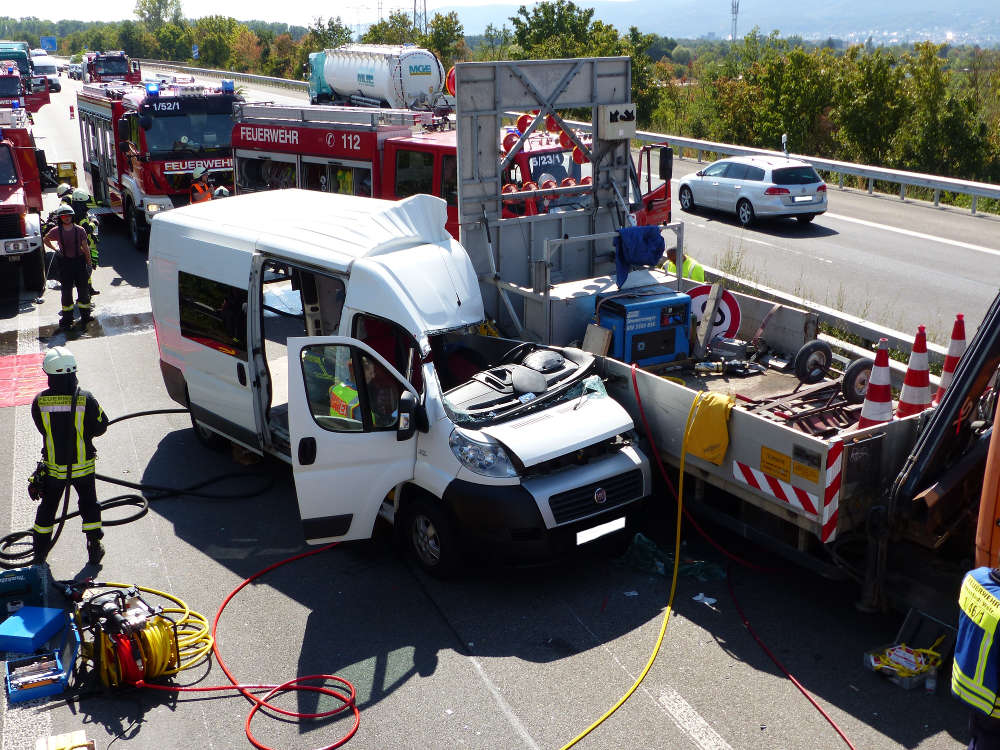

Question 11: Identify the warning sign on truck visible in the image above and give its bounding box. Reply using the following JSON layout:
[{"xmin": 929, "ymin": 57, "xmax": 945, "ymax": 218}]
[{"xmin": 760, "ymin": 445, "xmax": 791, "ymax": 482}]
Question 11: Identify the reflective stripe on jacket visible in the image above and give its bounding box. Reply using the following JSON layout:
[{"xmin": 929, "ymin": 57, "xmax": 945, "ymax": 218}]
[
  {"xmin": 329, "ymin": 381, "xmax": 359, "ymax": 418},
  {"xmin": 31, "ymin": 389, "xmax": 109, "ymax": 477},
  {"xmin": 667, "ymin": 256, "xmax": 706, "ymax": 282},
  {"xmin": 953, "ymin": 568, "xmax": 1000, "ymax": 717}
]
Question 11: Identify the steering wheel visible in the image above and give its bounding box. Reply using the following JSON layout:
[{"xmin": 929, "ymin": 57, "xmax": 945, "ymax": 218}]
[{"xmin": 501, "ymin": 342, "xmax": 535, "ymax": 364}]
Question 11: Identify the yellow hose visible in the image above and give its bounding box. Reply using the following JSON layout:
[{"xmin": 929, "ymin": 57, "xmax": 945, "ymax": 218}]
[{"xmin": 560, "ymin": 392, "xmax": 706, "ymax": 749}]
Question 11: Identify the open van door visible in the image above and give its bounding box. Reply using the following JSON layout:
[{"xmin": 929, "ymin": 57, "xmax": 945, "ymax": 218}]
[{"xmin": 287, "ymin": 336, "xmax": 420, "ymax": 544}]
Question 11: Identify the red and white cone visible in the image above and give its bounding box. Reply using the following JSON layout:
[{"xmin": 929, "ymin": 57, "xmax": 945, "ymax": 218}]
[
  {"xmin": 896, "ymin": 325, "xmax": 932, "ymax": 418},
  {"xmin": 933, "ymin": 313, "xmax": 966, "ymax": 406},
  {"xmin": 857, "ymin": 338, "xmax": 893, "ymax": 428}
]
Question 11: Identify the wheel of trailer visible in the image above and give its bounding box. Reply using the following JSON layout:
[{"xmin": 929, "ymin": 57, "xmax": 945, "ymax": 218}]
[
  {"xmin": 737, "ymin": 199, "xmax": 756, "ymax": 227},
  {"xmin": 21, "ymin": 245, "xmax": 45, "ymax": 292},
  {"xmin": 403, "ymin": 497, "xmax": 460, "ymax": 578},
  {"xmin": 793, "ymin": 339, "xmax": 833, "ymax": 384},
  {"xmin": 126, "ymin": 199, "xmax": 148, "ymax": 252},
  {"xmin": 679, "ymin": 185, "xmax": 695, "ymax": 212},
  {"xmin": 842, "ymin": 358, "xmax": 875, "ymax": 405}
]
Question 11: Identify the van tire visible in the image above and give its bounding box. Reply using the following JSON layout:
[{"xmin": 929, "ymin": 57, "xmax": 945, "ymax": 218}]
[
  {"xmin": 126, "ymin": 199, "xmax": 148, "ymax": 252},
  {"xmin": 186, "ymin": 389, "xmax": 230, "ymax": 451},
  {"xmin": 21, "ymin": 245, "xmax": 45, "ymax": 292},
  {"xmin": 402, "ymin": 497, "xmax": 461, "ymax": 578}
]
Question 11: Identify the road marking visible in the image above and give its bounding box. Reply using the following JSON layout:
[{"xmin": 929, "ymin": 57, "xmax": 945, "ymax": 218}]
[
  {"xmin": 468, "ymin": 656, "xmax": 540, "ymax": 749},
  {"xmin": 659, "ymin": 686, "xmax": 735, "ymax": 750},
  {"xmin": 825, "ymin": 212, "xmax": 1000, "ymax": 257}
]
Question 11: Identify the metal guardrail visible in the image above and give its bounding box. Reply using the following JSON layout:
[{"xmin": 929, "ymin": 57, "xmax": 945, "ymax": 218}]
[{"xmin": 139, "ymin": 59, "xmax": 309, "ymax": 94}]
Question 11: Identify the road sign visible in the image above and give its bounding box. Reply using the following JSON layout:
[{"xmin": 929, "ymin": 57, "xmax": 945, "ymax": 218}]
[
  {"xmin": 40, "ymin": 36, "xmax": 57, "ymax": 52},
  {"xmin": 192, "ymin": 44, "xmax": 199, "ymax": 60}
]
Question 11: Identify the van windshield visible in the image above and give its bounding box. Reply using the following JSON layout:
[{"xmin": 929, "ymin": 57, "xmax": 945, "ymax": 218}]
[{"xmin": 429, "ymin": 329, "xmax": 599, "ymax": 427}]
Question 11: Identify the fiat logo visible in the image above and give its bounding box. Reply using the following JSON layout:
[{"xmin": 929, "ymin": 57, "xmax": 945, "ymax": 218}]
[{"xmin": 594, "ymin": 487, "xmax": 607, "ymax": 504}]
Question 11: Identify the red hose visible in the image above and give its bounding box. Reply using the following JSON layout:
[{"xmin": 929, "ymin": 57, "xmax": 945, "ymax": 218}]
[
  {"xmin": 629, "ymin": 365, "xmax": 857, "ymax": 748},
  {"xmin": 136, "ymin": 542, "xmax": 360, "ymax": 749}
]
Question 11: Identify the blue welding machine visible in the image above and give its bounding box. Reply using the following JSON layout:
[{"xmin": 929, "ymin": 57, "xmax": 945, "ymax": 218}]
[{"xmin": 597, "ymin": 290, "xmax": 692, "ymax": 366}]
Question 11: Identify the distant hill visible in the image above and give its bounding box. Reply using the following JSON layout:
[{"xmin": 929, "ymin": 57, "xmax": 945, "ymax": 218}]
[{"xmin": 446, "ymin": 0, "xmax": 1000, "ymax": 45}]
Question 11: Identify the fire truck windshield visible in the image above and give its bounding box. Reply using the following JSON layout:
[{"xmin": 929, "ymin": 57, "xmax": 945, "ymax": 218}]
[
  {"xmin": 0, "ymin": 77, "xmax": 20, "ymax": 97},
  {"xmin": 96, "ymin": 57, "xmax": 128, "ymax": 76},
  {"xmin": 0, "ymin": 146, "xmax": 18, "ymax": 185},
  {"xmin": 141, "ymin": 99, "xmax": 236, "ymax": 158}
]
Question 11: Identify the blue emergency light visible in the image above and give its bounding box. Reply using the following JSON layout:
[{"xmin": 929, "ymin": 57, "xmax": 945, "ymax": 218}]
[
  {"xmin": 6, "ymin": 67, "xmax": 12, "ymax": 75},
  {"xmin": 10, "ymin": 101, "xmax": 18, "ymax": 110},
  {"xmin": 220, "ymin": 79, "xmax": 235, "ymax": 93},
  {"xmin": 145, "ymin": 82, "xmax": 159, "ymax": 97}
]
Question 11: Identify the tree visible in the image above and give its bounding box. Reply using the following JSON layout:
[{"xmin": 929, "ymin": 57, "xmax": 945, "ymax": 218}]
[
  {"xmin": 308, "ymin": 16, "xmax": 351, "ymax": 50},
  {"xmin": 509, "ymin": 0, "xmax": 593, "ymax": 52},
  {"xmin": 134, "ymin": 0, "xmax": 182, "ymax": 33},
  {"xmin": 155, "ymin": 22, "xmax": 191, "ymax": 61},
  {"xmin": 422, "ymin": 12, "xmax": 464, "ymax": 67},
  {"xmin": 118, "ymin": 20, "xmax": 160, "ymax": 59},
  {"xmin": 474, "ymin": 24, "xmax": 512, "ymax": 62},
  {"xmin": 266, "ymin": 32, "xmax": 296, "ymax": 78},
  {"xmin": 192, "ymin": 16, "xmax": 243, "ymax": 68},
  {"xmin": 832, "ymin": 46, "xmax": 906, "ymax": 165},
  {"xmin": 361, "ymin": 11, "xmax": 418, "ymax": 46},
  {"xmin": 229, "ymin": 27, "xmax": 262, "ymax": 72}
]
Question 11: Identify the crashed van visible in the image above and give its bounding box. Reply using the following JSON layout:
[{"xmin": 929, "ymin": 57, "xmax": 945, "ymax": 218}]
[{"xmin": 148, "ymin": 189, "xmax": 650, "ymax": 574}]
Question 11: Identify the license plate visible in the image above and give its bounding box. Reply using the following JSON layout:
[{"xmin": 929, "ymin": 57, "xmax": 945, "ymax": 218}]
[
  {"xmin": 576, "ymin": 516, "xmax": 625, "ymax": 546},
  {"xmin": 793, "ymin": 195, "xmax": 813, "ymax": 203}
]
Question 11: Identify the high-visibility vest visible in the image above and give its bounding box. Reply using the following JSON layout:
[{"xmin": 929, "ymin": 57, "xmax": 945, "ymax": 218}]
[
  {"xmin": 953, "ymin": 567, "xmax": 1000, "ymax": 717},
  {"xmin": 190, "ymin": 182, "xmax": 212, "ymax": 204},
  {"xmin": 37, "ymin": 393, "xmax": 96, "ymax": 479},
  {"xmin": 329, "ymin": 381, "xmax": 359, "ymax": 418},
  {"xmin": 667, "ymin": 256, "xmax": 706, "ymax": 282}
]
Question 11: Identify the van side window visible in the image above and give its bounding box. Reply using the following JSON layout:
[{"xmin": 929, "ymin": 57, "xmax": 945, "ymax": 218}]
[
  {"xmin": 394, "ymin": 149, "xmax": 434, "ymax": 198},
  {"xmin": 301, "ymin": 344, "xmax": 402, "ymax": 433},
  {"xmin": 352, "ymin": 314, "xmax": 422, "ymax": 393},
  {"xmin": 178, "ymin": 271, "xmax": 248, "ymax": 359}
]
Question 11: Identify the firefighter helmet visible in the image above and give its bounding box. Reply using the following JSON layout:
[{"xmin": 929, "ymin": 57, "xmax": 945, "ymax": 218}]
[
  {"xmin": 56, "ymin": 183, "xmax": 72, "ymax": 198},
  {"xmin": 192, "ymin": 166, "xmax": 208, "ymax": 180},
  {"xmin": 53, "ymin": 204, "xmax": 74, "ymax": 218},
  {"xmin": 43, "ymin": 346, "xmax": 78, "ymax": 375},
  {"xmin": 72, "ymin": 188, "xmax": 91, "ymax": 203}
]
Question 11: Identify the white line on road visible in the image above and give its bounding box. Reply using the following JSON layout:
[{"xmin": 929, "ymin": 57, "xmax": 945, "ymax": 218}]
[
  {"xmin": 825, "ymin": 212, "xmax": 1000, "ymax": 257},
  {"xmin": 468, "ymin": 656, "xmax": 541, "ymax": 750},
  {"xmin": 659, "ymin": 686, "xmax": 736, "ymax": 750}
]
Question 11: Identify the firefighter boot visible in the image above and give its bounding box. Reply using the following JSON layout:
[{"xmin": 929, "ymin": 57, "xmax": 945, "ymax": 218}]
[
  {"xmin": 86, "ymin": 535, "xmax": 105, "ymax": 566},
  {"xmin": 31, "ymin": 531, "xmax": 51, "ymax": 566}
]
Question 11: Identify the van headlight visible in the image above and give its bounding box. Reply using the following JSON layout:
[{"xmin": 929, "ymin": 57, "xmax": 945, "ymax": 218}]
[{"xmin": 449, "ymin": 429, "xmax": 518, "ymax": 478}]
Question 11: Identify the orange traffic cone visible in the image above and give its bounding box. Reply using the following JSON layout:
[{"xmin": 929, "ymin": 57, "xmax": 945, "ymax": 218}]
[
  {"xmin": 896, "ymin": 325, "xmax": 932, "ymax": 418},
  {"xmin": 933, "ymin": 314, "xmax": 966, "ymax": 406},
  {"xmin": 69, "ymin": 105, "xmax": 74, "ymax": 119},
  {"xmin": 857, "ymin": 338, "xmax": 893, "ymax": 428}
]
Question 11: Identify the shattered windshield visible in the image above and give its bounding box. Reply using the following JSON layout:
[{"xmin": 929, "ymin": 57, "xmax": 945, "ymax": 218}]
[{"xmin": 430, "ymin": 330, "xmax": 599, "ymax": 427}]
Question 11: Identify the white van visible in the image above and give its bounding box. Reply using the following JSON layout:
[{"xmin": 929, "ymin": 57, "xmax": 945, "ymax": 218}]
[{"xmin": 148, "ymin": 190, "xmax": 651, "ymax": 574}]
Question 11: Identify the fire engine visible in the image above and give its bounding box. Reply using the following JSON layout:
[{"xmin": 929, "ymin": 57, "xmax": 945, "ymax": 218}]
[
  {"xmin": 0, "ymin": 105, "xmax": 48, "ymax": 293},
  {"xmin": 230, "ymin": 103, "xmax": 671, "ymax": 240},
  {"xmin": 0, "ymin": 60, "xmax": 48, "ymax": 113},
  {"xmin": 84, "ymin": 50, "xmax": 141, "ymax": 84},
  {"xmin": 77, "ymin": 79, "xmax": 243, "ymax": 249}
]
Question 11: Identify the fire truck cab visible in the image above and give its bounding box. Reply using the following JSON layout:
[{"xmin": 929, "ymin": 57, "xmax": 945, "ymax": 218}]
[
  {"xmin": 0, "ymin": 106, "xmax": 47, "ymax": 293},
  {"xmin": 84, "ymin": 50, "xmax": 141, "ymax": 84},
  {"xmin": 0, "ymin": 60, "xmax": 48, "ymax": 113},
  {"xmin": 77, "ymin": 80, "xmax": 242, "ymax": 249}
]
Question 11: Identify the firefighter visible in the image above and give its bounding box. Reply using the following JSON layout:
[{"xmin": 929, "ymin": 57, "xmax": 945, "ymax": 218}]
[
  {"xmin": 43, "ymin": 205, "xmax": 92, "ymax": 329},
  {"xmin": 70, "ymin": 188, "xmax": 100, "ymax": 296},
  {"xmin": 661, "ymin": 246, "xmax": 706, "ymax": 282},
  {"xmin": 30, "ymin": 346, "xmax": 110, "ymax": 566},
  {"xmin": 953, "ymin": 567, "xmax": 1000, "ymax": 749},
  {"xmin": 190, "ymin": 166, "xmax": 212, "ymax": 204}
]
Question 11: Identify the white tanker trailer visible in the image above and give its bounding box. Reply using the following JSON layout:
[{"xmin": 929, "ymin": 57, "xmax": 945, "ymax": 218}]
[{"xmin": 307, "ymin": 44, "xmax": 447, "ymax": 109}]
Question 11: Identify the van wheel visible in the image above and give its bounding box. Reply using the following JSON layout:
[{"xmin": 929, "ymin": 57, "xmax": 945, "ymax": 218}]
[
  {"xmin": 21, "ymin": 246, "xmax": 45, "ymax": 292},
  {"xmin": 186, "ymin": 389, "xmax": 229, "ymax": 451},
  {"xmin": 126, "ymin": 200, "xmax": 148, "ymax": 252},
  {"xmin": 403, "ymin": 497, "xmax": 461, "ymax": 578}
]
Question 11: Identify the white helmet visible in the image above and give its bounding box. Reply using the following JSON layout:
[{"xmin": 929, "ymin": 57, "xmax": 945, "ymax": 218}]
[
  {"xmin": 192, "ymin": 166, "xmax": 207, "ymax": 180},
  {"xmin": 43, "ymin": 346, "xmax": 77, "ymax": 374},
  {"xmin": 213, "ymin": 186, "xmax": 229, "ymax": 198},
  {"xmin": 56, "ymin": 183, "xmax": 73, "ymax": 198},
  {"xmin": 72, "ymin": 188, "xmax": 90, "ymax": 203}
]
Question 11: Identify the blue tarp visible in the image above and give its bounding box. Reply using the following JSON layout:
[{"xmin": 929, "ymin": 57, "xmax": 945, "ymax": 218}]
[{"xmin": 613, "ymin": 226, "xmax": 665, "ymax": 287}]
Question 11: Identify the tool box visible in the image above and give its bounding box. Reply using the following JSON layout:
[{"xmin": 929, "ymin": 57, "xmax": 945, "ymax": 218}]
[
  {"xmin": 55, "ymin": 162, "xmax": 77, "ymax": 187},
  {"xmin": 0, "ymin": 565, "xmax": 49, "ymax": 621},
  {"xmin": 597, "ymin": 291, "xmax": 691, "ymax": 367},
  {"xmin": 864, "ymin": 608, "xmax": 956, "ymax": 690},
  {"xmin": 0, "ymin": 606, "xmax": 66, "ymax": 653},
  {"xmin": 5, "ymin": 618, "xmax": 78, "ymax": 704}
]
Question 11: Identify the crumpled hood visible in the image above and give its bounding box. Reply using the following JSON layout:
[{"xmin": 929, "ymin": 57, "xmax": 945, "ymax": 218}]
[{"xmin": 480, "ymin": 394, "xmax": 633, "ymax": 467}]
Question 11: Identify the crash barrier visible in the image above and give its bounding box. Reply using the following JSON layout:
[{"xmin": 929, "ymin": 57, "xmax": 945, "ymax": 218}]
[{"xmin": 140, "ymin": 59, "xmax": 309, "ymax": 95}]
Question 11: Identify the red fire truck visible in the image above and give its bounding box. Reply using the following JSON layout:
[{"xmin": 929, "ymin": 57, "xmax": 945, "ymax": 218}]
[
  {"xmin": 231, "ymin": 103, "xmax": 671, "ymax": 239},
  {"xmin": 77, "ymin": 80, "xmax": 243, "ymax": 249},
  {"xmin": 0, "ymin": 106, "xmax": 49, "ymax": 293},
  {"xmin": 0, "ymin": 60, "xmax": 48, "ymax": 113},
  {"xmin": 84, "ymin": 50, "xmax": 141, "ymax": 84}
]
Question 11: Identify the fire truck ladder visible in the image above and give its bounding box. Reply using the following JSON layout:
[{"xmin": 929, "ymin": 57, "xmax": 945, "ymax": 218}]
[{"xmin": 233, "ymin": 102, "xmax": 433, "ymax": 128}]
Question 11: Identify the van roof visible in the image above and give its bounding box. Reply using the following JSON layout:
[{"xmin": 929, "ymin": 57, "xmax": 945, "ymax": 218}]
[{"xmin": 155, "ymin": 189, "xmax": 451, "ymax": 271}]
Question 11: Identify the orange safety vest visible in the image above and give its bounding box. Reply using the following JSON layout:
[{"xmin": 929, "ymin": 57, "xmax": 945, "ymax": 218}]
[{"xmin": 190, "ymin": 181, "xmax": 212, "ymax": 204}]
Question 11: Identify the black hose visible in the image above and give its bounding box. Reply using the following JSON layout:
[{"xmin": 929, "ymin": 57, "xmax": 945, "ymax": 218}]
[{"xmin": 0, "ymin": 407, "xmax": 276, "ymax": 569}]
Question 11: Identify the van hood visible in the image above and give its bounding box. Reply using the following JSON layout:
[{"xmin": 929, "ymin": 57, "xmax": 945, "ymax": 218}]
[{"xmin": 480, "ymin": 394, "xmax": 633, "ymax": 467}]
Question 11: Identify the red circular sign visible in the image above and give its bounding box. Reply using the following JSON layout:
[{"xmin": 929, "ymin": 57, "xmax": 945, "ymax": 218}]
[{"xmin": 685, "ymin": 284, "xmax": 742, "ymax": 339}]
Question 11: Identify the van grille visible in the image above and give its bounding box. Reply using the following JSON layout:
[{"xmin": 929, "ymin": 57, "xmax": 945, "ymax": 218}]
[
  {"xmin": 0, "ymin": 213, "xmax": 21, "ymax": 239},
  {"xmin": 549, "ymin": 469, "xmax": 643, "ymax": 524}
]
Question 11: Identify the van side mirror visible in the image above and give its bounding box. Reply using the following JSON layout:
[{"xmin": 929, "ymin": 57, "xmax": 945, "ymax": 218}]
[
  {"xmin": 397, "ymin": 391, "xmax": 417, "ymax": 441},
  {"xmin": 658, "ymin": 146, "xmax": 673, "ymax": 183}
]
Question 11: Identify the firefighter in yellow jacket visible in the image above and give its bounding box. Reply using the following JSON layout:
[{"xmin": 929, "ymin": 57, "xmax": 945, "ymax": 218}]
[{"xmin": 30, "ymin": 347, "xmax": 109, "ymax": 565}]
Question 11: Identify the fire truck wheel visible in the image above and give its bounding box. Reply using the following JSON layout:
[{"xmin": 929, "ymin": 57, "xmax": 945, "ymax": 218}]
[
  {"xmin": 21, "ymin": 246, "xmax": 45, "ymax": 292},
  {"xmin": 126, "ymin": 200, "xmax": 149, "ymax": 252},
  {"xmin": 402, "ymin": 495, "xmax": 461, "ymax": 578}
]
